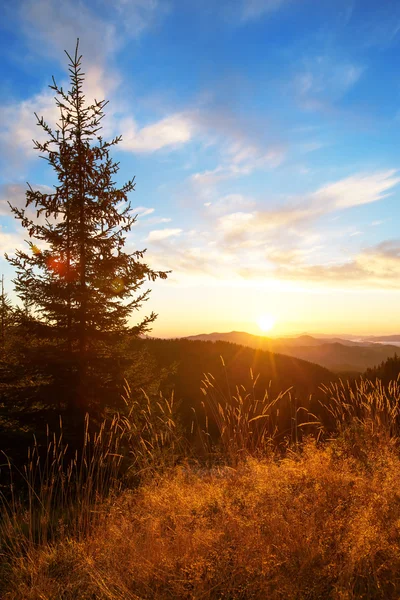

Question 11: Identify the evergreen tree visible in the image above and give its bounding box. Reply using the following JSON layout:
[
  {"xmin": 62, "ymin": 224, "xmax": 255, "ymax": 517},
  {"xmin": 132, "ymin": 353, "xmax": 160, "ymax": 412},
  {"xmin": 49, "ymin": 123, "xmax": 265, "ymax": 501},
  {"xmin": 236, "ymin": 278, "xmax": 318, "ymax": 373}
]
[
  {"xmin": 0, "ymin": 275, "xmax": 14, "ymax": 352},
  {"xmin": 5, "ymin": 41, "xmax": 168, "ymax": 406}
]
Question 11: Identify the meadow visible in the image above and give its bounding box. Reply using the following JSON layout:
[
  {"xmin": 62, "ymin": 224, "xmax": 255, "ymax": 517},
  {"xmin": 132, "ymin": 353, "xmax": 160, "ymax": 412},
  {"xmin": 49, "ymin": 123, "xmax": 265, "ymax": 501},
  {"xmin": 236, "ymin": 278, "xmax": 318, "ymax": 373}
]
[{"xmin": 2, "ymin": 374, "xmax": 400, "ymax": 599}]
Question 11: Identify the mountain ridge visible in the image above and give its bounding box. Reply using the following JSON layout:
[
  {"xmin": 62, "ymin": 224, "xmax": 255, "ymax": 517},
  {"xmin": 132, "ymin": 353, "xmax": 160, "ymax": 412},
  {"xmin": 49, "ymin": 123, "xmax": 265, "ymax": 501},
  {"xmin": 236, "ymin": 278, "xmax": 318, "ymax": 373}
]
[{"xmin": 183, "ymin": 331, "xmax": 400, "ymax": 372}]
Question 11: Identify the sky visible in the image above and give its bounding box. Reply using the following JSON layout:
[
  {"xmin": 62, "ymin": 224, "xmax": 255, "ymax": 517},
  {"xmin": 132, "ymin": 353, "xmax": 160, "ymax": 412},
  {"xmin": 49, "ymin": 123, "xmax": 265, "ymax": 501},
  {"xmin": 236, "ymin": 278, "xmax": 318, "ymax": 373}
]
[{"xmin": 1, "ymin": 0, "xmax": 400, "ymax": 338}]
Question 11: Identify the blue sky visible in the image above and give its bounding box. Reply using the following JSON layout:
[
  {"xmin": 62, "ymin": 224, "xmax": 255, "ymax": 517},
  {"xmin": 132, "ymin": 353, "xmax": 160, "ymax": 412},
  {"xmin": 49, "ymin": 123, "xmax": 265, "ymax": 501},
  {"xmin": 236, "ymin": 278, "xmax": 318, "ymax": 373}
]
[{"xmin": 1, "ymin": 0, "xmax": 400, "ymax": 336}]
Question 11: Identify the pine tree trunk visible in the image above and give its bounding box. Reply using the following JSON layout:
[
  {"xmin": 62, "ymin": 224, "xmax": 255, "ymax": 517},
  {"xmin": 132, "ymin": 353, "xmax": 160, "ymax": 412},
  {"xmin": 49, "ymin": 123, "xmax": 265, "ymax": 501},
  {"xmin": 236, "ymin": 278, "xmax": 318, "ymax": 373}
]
[
  {"xmin": 75, "ymin": 75, "xmax": 87, "ymax": 410},
  {"xmin": 66, "ymin": 184, "xmax": 72, "ymax": 354},
  {"xmin": 1, "ymin": 275, "xmax": 4, "ymax": 353}
]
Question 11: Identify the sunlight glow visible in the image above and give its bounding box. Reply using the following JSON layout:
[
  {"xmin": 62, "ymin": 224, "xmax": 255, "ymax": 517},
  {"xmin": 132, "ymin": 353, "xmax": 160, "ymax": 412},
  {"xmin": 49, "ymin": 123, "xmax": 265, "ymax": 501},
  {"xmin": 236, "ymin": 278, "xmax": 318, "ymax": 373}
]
[{"xmin": 257, "ymin": 314, "xmax": 276, "ymax": 333}]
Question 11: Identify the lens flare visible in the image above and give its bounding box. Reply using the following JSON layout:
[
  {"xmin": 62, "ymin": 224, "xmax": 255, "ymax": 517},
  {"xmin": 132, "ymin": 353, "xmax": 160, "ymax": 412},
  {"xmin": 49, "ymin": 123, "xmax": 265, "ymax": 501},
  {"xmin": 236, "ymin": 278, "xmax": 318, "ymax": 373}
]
[{"xmin": 111, "ymin": 277, "xmax": 125, "ymax": 294}]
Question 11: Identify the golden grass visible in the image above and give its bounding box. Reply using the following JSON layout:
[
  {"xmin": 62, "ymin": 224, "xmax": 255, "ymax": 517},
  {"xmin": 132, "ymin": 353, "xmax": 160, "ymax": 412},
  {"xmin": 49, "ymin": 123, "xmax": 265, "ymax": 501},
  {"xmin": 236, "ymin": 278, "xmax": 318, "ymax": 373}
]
[
  {"xmin": 0, "ymin": 385, "xmax": 184, "ymax": 560},
  {"xmin": 2, "ymin": 375, "xmax": 400, "ymax": 598},
  {"xmin": 320, "ymin": 377, "xmax": 400, "ymax": 438},
  {"xmin": 0, "ymin": 414, "xmax": 125, "ymax": 558},
  {"xmin": 3, "ymin": 437, "xmax": 400, "ymax": 599}
]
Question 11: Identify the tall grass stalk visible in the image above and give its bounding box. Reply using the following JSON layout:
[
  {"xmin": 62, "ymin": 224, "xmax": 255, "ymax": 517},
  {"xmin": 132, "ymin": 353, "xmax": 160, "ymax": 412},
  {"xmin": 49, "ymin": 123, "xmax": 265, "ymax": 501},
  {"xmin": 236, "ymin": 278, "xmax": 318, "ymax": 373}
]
[
  {"xmin": 0, "ymin": 383, "xmax": 184, "ymax": 560},
  {"xmin": 198, "ymin": 364, "xmax": 321, "ymax": 463},
  {"xmin": 120, "ymin": 381, "xmax": 188, "ymax": 476},
  {"xmin": 0, "ymin": 413, "xmax": 125, "ymax": 558},
  {"xmin": 319, "ymin": 376, "xmax": 400, "ymax": 438}
]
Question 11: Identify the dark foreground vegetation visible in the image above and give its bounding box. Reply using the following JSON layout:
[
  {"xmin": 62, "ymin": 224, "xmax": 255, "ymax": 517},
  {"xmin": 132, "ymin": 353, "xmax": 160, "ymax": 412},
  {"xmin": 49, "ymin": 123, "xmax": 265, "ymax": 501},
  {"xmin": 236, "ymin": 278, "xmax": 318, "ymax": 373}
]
[
  {"xmin": 2, "ymin": 375, "xmax": 400, "ymax": 599},
  {"xmin": 0, "ymin": 333, "xmax": 335, "ymax": 466}
]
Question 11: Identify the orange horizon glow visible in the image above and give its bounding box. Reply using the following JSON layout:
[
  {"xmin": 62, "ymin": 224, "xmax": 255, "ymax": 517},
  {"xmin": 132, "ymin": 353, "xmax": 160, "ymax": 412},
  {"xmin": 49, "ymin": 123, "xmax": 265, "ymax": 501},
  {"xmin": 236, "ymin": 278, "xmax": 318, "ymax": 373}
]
[{"xmin": 140, "ymin": 277, "xmax": 400, "ymax": 339}]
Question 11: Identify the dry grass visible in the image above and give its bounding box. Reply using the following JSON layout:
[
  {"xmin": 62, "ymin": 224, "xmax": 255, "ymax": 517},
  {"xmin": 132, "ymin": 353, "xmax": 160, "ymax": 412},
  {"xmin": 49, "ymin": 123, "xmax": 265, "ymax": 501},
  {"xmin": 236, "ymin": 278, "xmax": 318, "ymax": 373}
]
[
  {"xmin": 3, "ymin": 436, "xmax": 400, "ymax": 599},
  {"xmin": 197, "ymin": 360, "xmax": 322, "ymax": 463},
  {"xmin": 2, "ymin": 375, "xmax": 400, "ymax": 599},
  {"xmin": 0, "ymin": 386, "xmax": 183, "ymax": 560},
  {"xmin": 0, "ymin": 414, "xmax": 125, "ymax": 558},
  {"xmin": 320, "ymin": 377, "xmax": 400, "ymax": 438}
]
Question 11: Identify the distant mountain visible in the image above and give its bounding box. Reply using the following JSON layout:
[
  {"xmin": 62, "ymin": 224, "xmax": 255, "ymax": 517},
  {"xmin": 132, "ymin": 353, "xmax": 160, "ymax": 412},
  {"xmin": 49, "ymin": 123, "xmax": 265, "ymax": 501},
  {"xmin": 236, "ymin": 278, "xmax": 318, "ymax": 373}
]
[
  {"xmin": 273, "ymin": 335, "xmax": 368, "ymax": 348},
  {"xmin": 184, "ymin": 331, "xmax": 400, "ymax": 373}
]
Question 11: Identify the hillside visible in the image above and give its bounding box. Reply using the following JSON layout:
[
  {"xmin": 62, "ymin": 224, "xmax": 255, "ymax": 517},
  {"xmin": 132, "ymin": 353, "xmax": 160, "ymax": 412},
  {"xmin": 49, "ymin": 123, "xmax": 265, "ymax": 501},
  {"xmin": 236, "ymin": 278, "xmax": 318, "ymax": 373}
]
[
  {"xmin": 125, "ymin": 337, "xmax": 336, "ymax": 439},
  {"xmin": 185, "ymin": 331, "xmax": 400, "ymax": 372},
  {"xmin": 132, "ymin": 337, "xmax": 335, "ymax": 398},
  {"xmin": 0, "ymin": 336, "xmax": 335, "ymax": 465}
]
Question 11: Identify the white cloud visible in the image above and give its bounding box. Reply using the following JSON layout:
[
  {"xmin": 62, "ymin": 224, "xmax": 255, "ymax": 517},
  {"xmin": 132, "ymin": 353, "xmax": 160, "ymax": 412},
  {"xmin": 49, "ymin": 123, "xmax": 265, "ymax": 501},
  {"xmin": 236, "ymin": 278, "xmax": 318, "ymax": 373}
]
[
  {"xmin": 0, "ymin": 230, "xmax": 25, "ymax": 254},
  {"xmin": 146, "ymin": 228, "xmax": 183, "ymax": 242},
  {"xmin": 205, "ymin": 194, "xmax": 256, "ymax": 216},
  {"xmin": 158, "ymin": 105, "xmax": 286, "ymax": 188},
  {"xmin": 149, "ymin": 228, "xmax": 400, "ymax": 290},
  {"xmin": 147, "ymin": 217, "xmax": 172, "ymax": 225},
  {"xmin": 270, "ymin": 239, "xmax": 400, "ymax": 289},
  {"xmin": 215, "ymin": 170, "xmax": 400, "ymax": 242},
  {"xmin": 0, "ymin": 91, "xmax": 59, "ymax": 161},
  {"xmin": 132, "ymin": 206, "xmax": 155, "ymax": 217},
  {"xmin": 217, "ymin": 212, "xmax": 256, "ymax": 241},
  {"xmin": 0, "ymin": 183, "xmax": 54, "ymax": 217},
  {"xmin": 18, "ymin": 0, "xmax": 165, "ymax": 63},
  {"xmin": 145, "ymin": 169, "xmax": 400, "ymax": 288},
  {"xmin": 19, "ymin": 0, "xmax": 116, "ymax": 64},
  {"xmin": 112, "ymin": 0, "xmax": 169, "ymax": 39},
  {"xmin": 119, "ymin": 114, "xmax": 194, "ymax": 153},
  {"xmin": 313, "ymin": 170, "xmax": 400, "ymax": 209},
  {"xmin": 0, "ymin": 0, "xmax": 168, "ymax": 163},
  {"xmin": 191, "ymin": 145, "xmax": 284, "ymax": 186},
  {"xmin": 0, "ymin": 59, "xmax": 122, "ymax": 164}
]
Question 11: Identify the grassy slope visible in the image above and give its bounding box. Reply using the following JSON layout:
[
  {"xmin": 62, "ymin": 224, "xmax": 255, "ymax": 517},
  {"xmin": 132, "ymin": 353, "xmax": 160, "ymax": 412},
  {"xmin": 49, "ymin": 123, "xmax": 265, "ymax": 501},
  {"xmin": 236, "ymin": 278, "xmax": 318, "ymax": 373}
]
[
  {"xmin": 3, "ymin": 376, "xmax": 400, "ymax": 598},
  {"xmin": 4, "ymin": 435, "xmax": 400, "ymax": 599}
]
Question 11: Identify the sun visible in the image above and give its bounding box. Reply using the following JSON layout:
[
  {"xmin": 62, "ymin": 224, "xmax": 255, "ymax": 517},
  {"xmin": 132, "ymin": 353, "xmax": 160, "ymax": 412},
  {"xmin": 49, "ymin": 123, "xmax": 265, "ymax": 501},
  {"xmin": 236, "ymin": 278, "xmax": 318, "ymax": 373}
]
[{"xmin": 257, "ymin": 314, "xmax": 276, "ymax": 334}]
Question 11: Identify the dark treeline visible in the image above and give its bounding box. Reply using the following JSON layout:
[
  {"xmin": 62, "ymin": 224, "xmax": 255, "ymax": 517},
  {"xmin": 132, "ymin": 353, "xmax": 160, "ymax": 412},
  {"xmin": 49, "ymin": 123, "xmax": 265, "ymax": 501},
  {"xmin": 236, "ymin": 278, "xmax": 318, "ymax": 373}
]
[{"xmin": 365, "ymin": 353, "xmax": 400, "ymax": 384}]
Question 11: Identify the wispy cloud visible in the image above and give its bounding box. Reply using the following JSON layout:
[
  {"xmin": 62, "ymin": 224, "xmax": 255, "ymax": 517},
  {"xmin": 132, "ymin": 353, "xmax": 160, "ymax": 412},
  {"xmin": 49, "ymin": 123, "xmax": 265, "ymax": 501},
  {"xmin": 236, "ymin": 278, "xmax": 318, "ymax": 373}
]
[
  {"xmin": 292, "ymin": 56, "xmax": 364, "ymax": 112},
  {"xmin": 146, "ymin": 228, "xmax": 183, "ymax": 242},
  {"xmin": 144, "ymin": 169, "xmax": 400, "ymax": 289},
  {"xmin": 313, "ymin": 170, "xmax": 400, "ymax": 209},
  {"xmin": 132, "ymin": 206, "xmax": 155, "ymax": 217},
  {"xmin": 0, "ymin": 91, "xmax": 59, "ymax": 163},
  {"xmin": 203, "ymin": 194, "xmax": 256, "ymax": 216},
  {"xmin": 272, "ymin": 239, "xmax": 400, "ymax": 289},
  {"xmin": 149, "ymin": 232, "xmax": 400, "ymax": 291},
  {"xmin": 191, "ymin": 146, "xmax": 284, "ymax": 186},
  {"xmin": 119, "ymin": 114, "xmax": 194, "ymax": 153},
  {"xmin": 0, "ymin": 0, "xmax": 169, "ymax": 163},
  {"xmin": 18, "ymin": 0, "xmax": 165, "ymax": 62},
  {"xmin": 239, "ymin": 0, "xmax": 288, "ymax": 22},
  {"xmin": 216, "ymin": 170, "xmax": 400, "ymax": 244}
]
